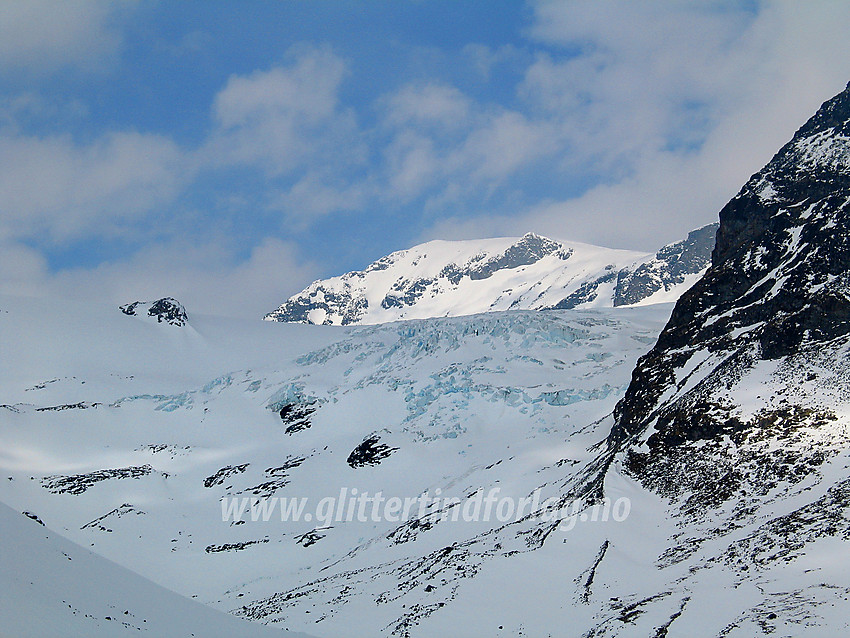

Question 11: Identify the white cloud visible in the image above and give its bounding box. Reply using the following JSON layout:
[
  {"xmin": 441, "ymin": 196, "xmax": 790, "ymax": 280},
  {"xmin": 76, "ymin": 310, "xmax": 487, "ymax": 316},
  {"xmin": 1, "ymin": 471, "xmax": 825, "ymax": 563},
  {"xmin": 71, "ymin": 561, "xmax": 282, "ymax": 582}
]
[
  {"xmin": 382, "ymin": 130, "xmax": 441, "ymax": 202},
  {"xmin": 0, "ymin": 238, "xmax": 50, "ymax": 298},
  {"xmin": 473, "ymin": 0, "xmax": 850, "ymax": 249},
  {"xmin": 0, "ymin": 130, "xmax": 185, "ymax": 242},
  {"xmin": 0, "ymin": 93, "xmax": 89, "ymax": 130},
  {"xmin": 378, "ymin": 83, "xmax": 561, "ymax": 206},
  {"xmin": 0, "ymin": 0, "xmax": 122, "ymax": 73},
  {"xmin": 0, "ymin": 236, "xmax": 319, "ymax": 320},
  {"xmin": 522, "ymin": 2, "xmax": 759, "ymax": 173},
  {"xmin": 450, "ymin": 110, "xmax": 559, "ymax": 182},
  {"xmin": 206, "ymin": 46, "xmax": 365, "ymax": 177},
  {"xmin": 274, "ymin": 172, "xmax": 369, "ymax": 224},
  {"xmin": 462, "ymin": 43, "xmax": 523, "ymax": 81},
  {"xmin": 383, "ymin": 83, "xmax": 472, "ymax": 130},
  {"xmin": 214, "ymin": 51, "xmax": 343, "ymax": 129}
]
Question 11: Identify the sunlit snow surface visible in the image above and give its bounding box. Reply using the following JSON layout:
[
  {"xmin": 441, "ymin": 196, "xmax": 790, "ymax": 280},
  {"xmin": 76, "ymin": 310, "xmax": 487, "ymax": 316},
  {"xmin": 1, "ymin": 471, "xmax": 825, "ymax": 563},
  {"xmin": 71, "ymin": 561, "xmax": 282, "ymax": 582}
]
[
  {"xmin": 264, "ymin": 227, "xmax": 719, "ymax": 326},
  {"xmin": 3, "ymin": 294, "xmax": 850, "ymax": 637},
  {"xmin": 0, "ymin": 502, "xmax": 311, "ymax": 638}
]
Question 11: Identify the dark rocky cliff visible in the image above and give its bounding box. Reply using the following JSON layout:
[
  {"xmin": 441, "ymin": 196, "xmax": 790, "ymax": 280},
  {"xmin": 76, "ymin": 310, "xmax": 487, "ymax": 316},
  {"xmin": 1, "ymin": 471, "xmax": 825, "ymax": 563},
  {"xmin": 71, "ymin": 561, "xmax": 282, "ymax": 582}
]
[{"xmin": 610, "ymin": 82, "xmax": 850, "ymax": 470}]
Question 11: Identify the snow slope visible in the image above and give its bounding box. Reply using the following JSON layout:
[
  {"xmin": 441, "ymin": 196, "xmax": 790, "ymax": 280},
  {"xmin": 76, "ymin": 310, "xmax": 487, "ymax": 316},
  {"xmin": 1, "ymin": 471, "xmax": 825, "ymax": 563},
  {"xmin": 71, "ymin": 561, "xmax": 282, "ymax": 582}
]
[
  {"xmin": 0, "ymin": 501, "xmax": 312, "ymax": 638},
  {"xmin": 265, "ymin": 225, "xmax": 717, "ymax": 325}
]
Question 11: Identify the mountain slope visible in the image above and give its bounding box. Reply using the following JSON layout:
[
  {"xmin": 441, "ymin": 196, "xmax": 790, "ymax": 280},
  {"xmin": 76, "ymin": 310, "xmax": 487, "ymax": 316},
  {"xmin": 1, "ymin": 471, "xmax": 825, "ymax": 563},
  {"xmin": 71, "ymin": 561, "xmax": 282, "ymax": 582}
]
[
  {"xmin": 0, "ymin": 501, "xmax": 310, "ymax": 638},
  {"xmin": 265, "ymin": 225, "xmax": 717, "ymax": 326},
  {"xmin": 0, "ymin": 292, "xmax": 671, "ymax": 637},
  {"xmin": 581, "ymin": 81, "xmax": 850, "ymax": 633},
  {"xmin": 611, "ymin": 81, "xmax": 850, "ymax": 452}
]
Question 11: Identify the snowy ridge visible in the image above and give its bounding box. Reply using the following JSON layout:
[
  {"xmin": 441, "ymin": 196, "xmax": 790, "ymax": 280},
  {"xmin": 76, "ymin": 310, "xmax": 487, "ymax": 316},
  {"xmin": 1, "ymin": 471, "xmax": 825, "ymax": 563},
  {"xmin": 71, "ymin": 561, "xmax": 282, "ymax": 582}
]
[{"xmin": 265, "ymin": 226, "xmax": 717, "ymax": 325}]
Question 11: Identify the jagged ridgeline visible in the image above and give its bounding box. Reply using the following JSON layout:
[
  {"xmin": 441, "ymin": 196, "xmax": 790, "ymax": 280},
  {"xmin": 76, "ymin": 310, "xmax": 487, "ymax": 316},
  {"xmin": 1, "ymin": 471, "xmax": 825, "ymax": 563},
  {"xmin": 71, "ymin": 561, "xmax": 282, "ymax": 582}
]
[
  {"xmin": 265, "ymin": 226, "xmax": 718, "ymax": 326},
  {"xmin": 610, "ymin": 82, "xmax": 850, "ymax": 492}
]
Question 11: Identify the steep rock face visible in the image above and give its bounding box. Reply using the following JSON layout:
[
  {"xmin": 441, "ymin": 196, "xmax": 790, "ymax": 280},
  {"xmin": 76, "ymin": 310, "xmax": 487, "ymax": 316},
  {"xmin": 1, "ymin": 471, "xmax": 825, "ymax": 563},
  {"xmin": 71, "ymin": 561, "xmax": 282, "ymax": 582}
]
[
  {"xmin": 612, "ymin": 222, "xmax": 718, "ymax": 306},
  {"xmin": 610, "ymin": 82, "xmax": 850, "ymax": 486},
  {"xmin": 265, "ymin": 228, "xmax": 716, "ymax": 326}
]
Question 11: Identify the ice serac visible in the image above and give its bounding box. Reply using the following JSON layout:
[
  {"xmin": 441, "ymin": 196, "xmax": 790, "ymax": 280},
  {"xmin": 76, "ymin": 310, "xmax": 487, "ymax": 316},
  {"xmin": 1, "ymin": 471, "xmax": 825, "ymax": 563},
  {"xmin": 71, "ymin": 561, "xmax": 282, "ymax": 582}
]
[{"xmin": 265, "ymin": 227, "xmax": 717, "ymax": 325}]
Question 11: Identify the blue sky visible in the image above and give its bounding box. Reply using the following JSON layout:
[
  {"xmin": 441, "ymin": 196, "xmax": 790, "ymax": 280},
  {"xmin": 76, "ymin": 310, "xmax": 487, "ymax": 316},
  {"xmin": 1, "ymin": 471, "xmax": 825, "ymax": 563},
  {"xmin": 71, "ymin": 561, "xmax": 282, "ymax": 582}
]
[{"xmin": 2, "ymin": 1, "xmax": 850, "ymax": 318}]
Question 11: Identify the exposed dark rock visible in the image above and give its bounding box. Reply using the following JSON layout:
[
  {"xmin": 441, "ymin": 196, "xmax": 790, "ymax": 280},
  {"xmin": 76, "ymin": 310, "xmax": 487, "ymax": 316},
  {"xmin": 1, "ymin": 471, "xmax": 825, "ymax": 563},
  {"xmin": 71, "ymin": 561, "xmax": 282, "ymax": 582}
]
[
  {"xmin": 120, "ymin": 301, "xmax": 140, "ymax": 316},
  {"xmin": 41, "ymin": 465, "xmax": 153, "ymax": 495},
  {"xmin": 22, "ymin": 511, "xmax": 45, "ymax": 526},
  {"xmin": 613, "ymin": 223, "xmax": 718, "ymax": 306},
  {"xmin": 35, "ymin": 401, "xmax": 100, "ymax": 412},
  {"xmin": 576, "ymin": 540, "xmax": 609, "ymax": 604},
  {"xmin": 346, "ymin": 435, "xmax": 398, "ymax": 468},
  {"xmin": 147, "ymin": 298, "xmax": 188, "ymax": 325},
  {"xmin": 549, "ymin": 271, "xmax": 618, "ymax": 310},
  {"xmin": 119, "ymin": 298, "xmax": 188, "ymax": 326},
  {"xmin": 265, "ymin": 285, "xmax": 368, "ymax": 325},
  {"xmin": 381, "ymin": 277, "xmax": 436, "ymax": 309},
  {"xmin": 295, "ymin": 528, "xmax": 329, "ymax": 547},
  {"xmin": 25, "ymin": 378, "xmax": 60, "ymax": 391},
  {"xmin": 81, "ymin": 504, "xmax": 144, "ymax": 532},
  {"xmin": 467, "ymin": 233, "xmax": 565, "ymax": 280},
  {"xmin": 242, "ymin": 456, "xmax": 306, "ymax": 498},
  {"xmin": 205, "ymin": 538, "xmax": 269, "ymax": 553},
  {"xmin": 386, "ymin": 502, "xmax": 462, "ymax": 545},
  {"xmin": 544, "ymin": 225, "xmax": 717, "ymax": 311},
  {"xmin": 277, "ymin": 401, "xmax": 317, "ymax": 435},
  {"xmin": 203, "ymin": 463, "xmax": 249, "ymax": 488}
]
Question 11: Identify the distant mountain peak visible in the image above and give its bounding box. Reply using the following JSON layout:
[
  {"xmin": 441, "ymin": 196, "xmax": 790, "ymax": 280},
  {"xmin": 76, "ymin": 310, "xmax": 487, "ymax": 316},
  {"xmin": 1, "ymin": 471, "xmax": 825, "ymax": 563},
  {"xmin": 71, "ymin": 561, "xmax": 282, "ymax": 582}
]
[{"xmin": 265, "ymin": 226, "xmax": 717, "ymax": 326}]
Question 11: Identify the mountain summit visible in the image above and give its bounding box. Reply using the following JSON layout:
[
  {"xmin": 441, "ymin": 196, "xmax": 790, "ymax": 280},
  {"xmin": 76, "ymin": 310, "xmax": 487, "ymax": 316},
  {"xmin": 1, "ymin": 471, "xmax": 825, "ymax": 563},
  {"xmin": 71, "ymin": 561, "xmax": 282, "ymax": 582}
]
[
  {"xmin": 265, "ymin": 225, "xmax": 718, "ymax": 325},
  {"xmin": 612, "ymin": 81, "xmax": 850, "ymax": 452}
]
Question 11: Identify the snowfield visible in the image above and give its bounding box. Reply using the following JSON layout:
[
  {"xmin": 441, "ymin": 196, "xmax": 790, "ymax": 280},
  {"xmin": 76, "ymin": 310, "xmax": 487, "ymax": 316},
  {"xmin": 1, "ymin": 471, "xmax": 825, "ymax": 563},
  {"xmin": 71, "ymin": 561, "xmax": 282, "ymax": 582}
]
[{"xmin": 0, "ymin": 501, "xmax": 313, "ymax": 638}]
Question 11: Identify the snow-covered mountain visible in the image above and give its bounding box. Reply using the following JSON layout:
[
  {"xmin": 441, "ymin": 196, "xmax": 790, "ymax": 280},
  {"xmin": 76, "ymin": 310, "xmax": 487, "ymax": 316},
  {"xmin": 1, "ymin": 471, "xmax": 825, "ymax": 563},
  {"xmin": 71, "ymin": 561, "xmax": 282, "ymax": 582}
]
[
  {"xmin": 265, "ymin": 225, "xmax": 718, "ymax": 325},
  {"xmin": 5, "ymin": 83, "xmax": 850, "ymax": 638}
]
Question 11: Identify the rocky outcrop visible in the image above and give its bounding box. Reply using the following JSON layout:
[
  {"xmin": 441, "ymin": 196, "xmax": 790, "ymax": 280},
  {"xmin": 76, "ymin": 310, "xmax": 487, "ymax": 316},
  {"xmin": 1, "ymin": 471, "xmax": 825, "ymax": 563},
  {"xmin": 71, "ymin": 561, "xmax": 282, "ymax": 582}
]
[
  {"xmin": 120, "ymin": 298, "xmax": 188, "ymax": 326},
  {"xmin": 613, "ymin": 223, "xmax": 718, "ymax": 306}
]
